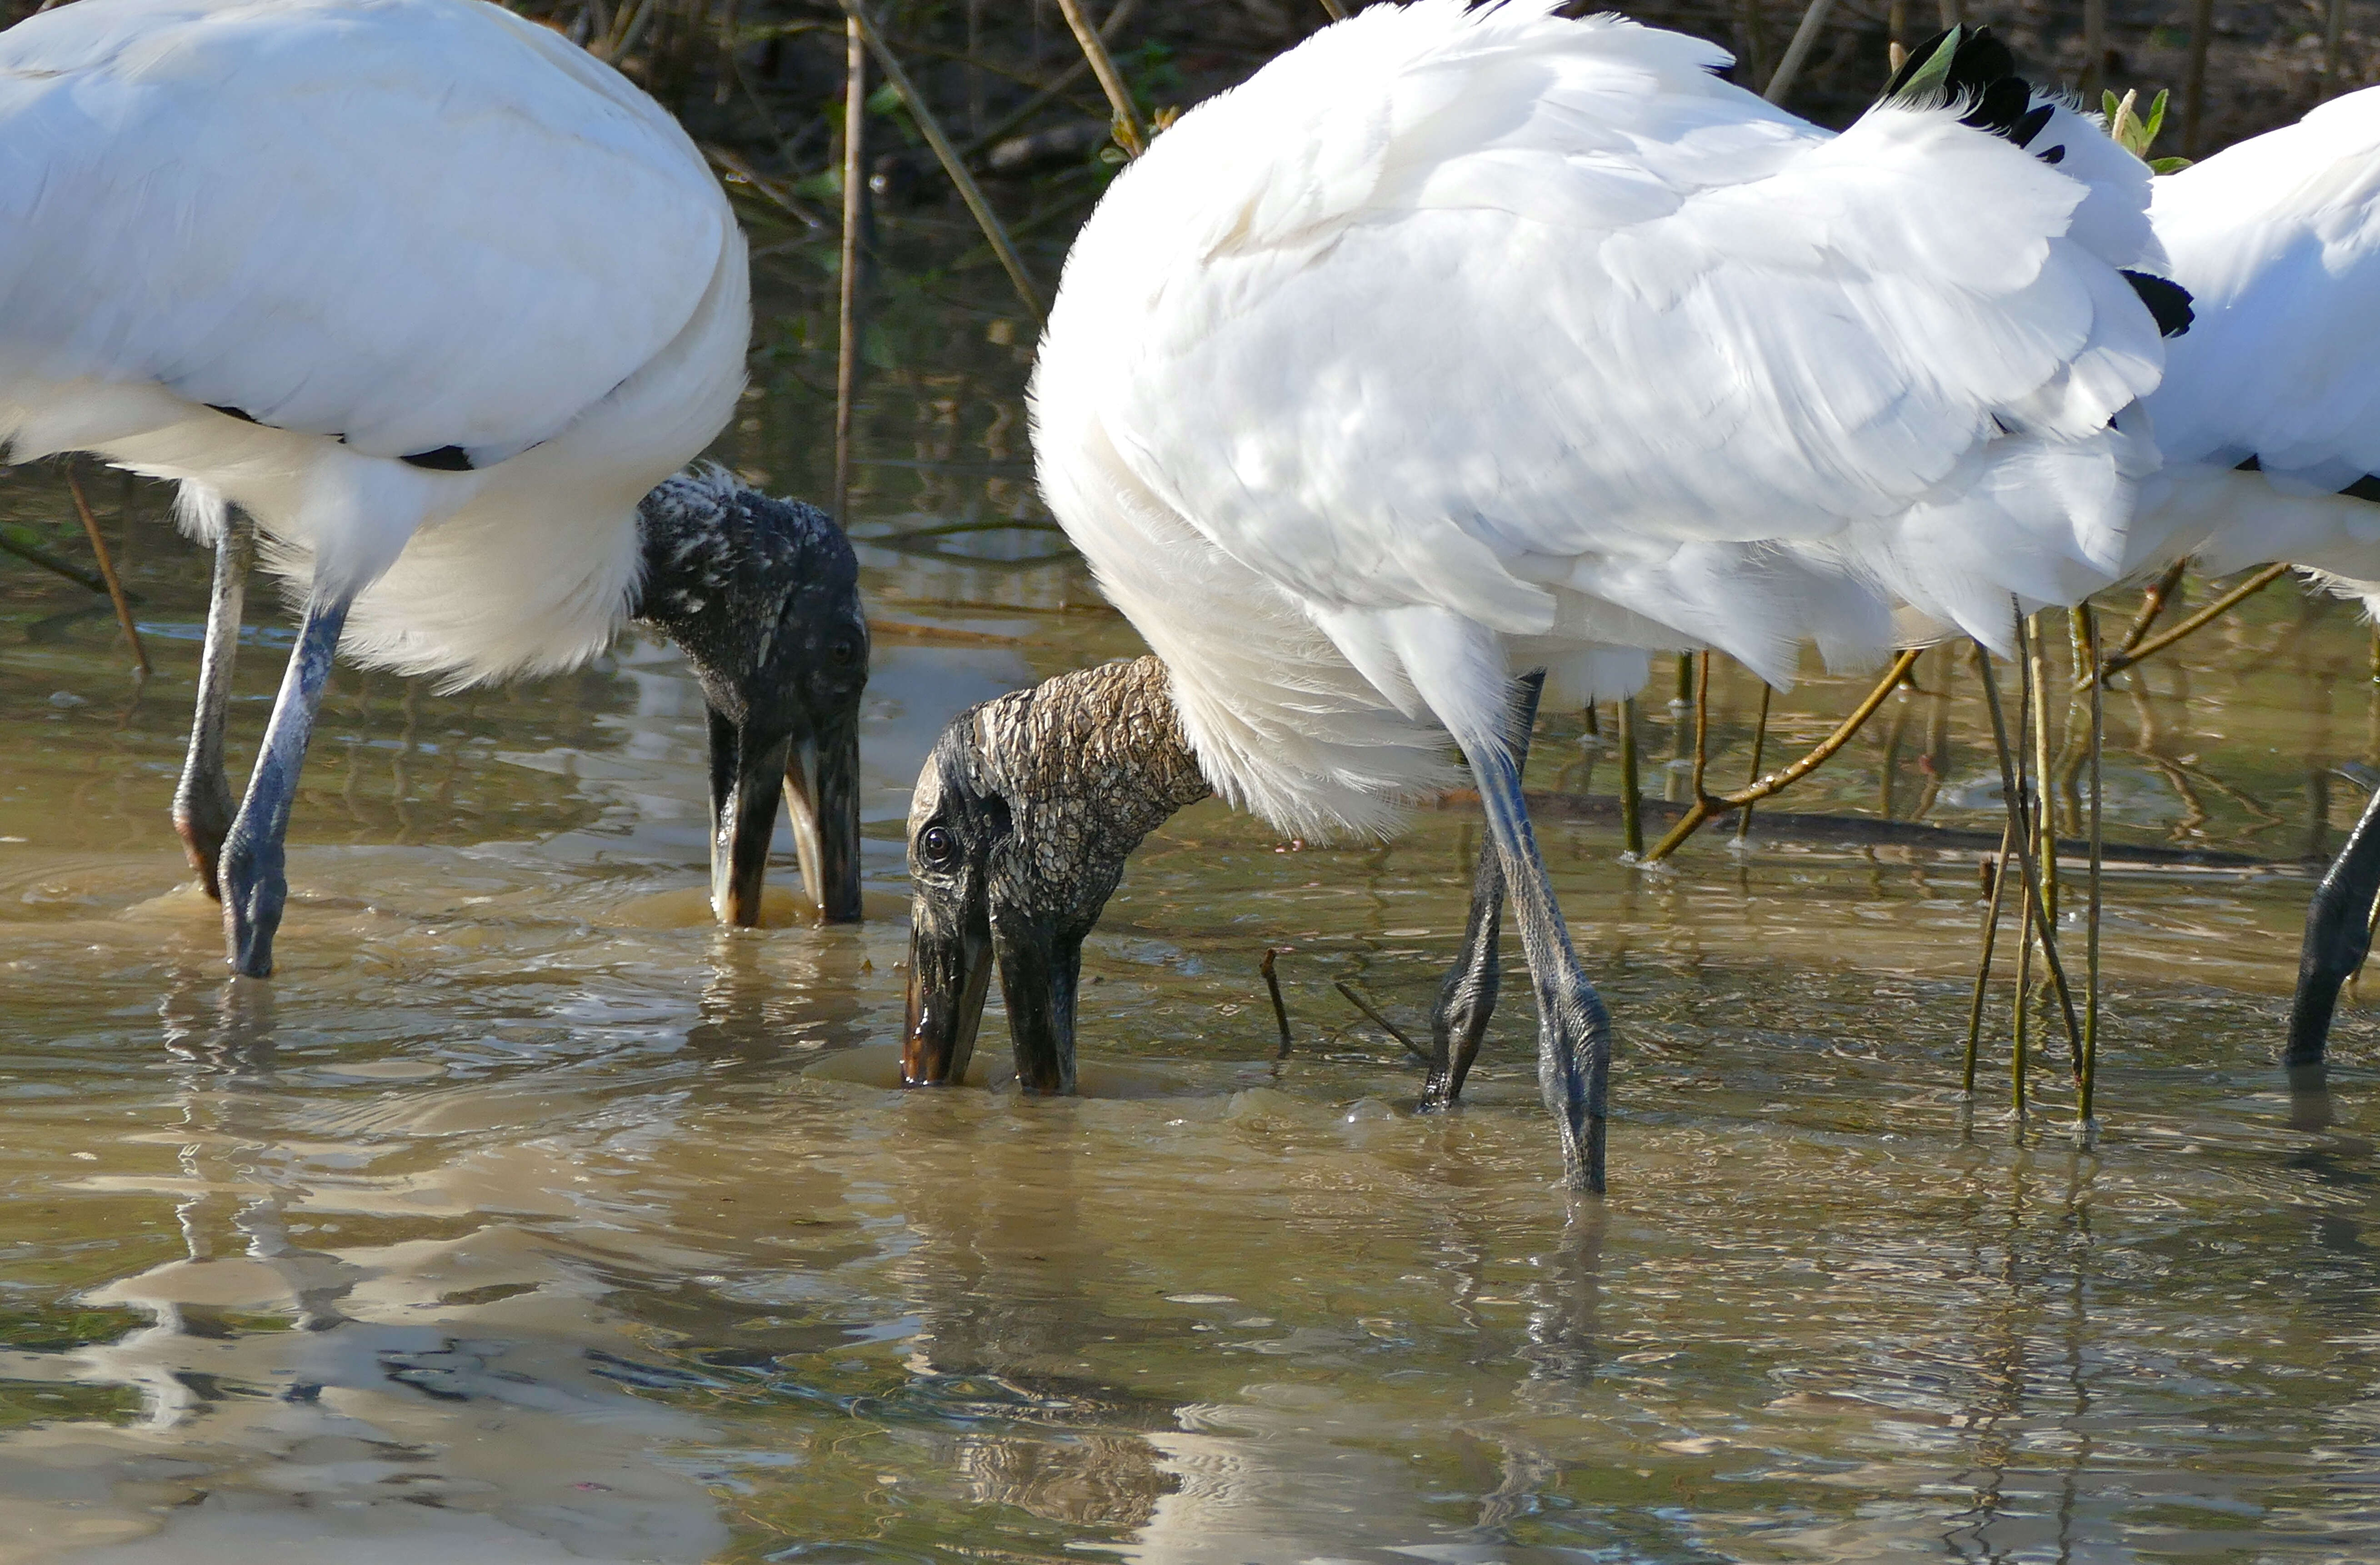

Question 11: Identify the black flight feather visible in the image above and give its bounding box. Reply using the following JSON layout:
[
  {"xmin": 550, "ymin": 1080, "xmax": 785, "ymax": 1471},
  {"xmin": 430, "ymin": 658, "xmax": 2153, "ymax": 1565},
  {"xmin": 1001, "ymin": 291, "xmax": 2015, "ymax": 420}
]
[{"xmin": 2121, "ymin": 270, "xmax": 2195, "ymax": 337}]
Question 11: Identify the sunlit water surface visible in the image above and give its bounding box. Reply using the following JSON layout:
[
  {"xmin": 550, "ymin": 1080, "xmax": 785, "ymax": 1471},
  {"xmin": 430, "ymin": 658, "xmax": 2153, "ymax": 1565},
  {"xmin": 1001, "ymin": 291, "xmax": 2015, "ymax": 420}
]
[{"xmin": 4, "ymin": 234, "xmax": 2380, "ymax": 1564}]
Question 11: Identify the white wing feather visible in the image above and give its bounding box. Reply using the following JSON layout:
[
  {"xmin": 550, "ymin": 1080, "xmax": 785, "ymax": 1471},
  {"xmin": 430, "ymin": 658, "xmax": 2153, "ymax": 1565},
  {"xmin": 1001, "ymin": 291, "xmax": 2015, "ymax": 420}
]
[
  {"xmin": 0, "ymin": 0, "xmax": 727, "ymax": 463},
  {"xmin": 2145, "ymin": 87, "xmax": 2380, "ymax": 488},
  {"xmin": 1036, "ymin": 3, "xmax": 2171, "ymax": 832}
]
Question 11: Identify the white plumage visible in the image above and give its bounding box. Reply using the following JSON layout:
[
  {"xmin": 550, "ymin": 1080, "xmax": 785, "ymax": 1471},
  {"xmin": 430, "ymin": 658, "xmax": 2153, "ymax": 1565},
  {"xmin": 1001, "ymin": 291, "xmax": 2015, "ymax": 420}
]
[
  {"xmin": 2124, "ymin": 87, "xmax": 2380, "ymax": 598},
  {"xmin": 0, "ymin": 0, "xmax": 747, "ymax": 684},
  {"xmin": 1032, "ymin": 0, "xmax": 2175, "ymax": 840},
  {"xmin": 0, "ymin": 0, "xmax": 871, "ymax": 976}
]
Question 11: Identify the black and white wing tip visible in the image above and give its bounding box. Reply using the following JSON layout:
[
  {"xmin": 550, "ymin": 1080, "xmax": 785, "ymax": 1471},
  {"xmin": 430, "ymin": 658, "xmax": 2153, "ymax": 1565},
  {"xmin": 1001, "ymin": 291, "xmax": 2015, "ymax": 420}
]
[{"xmin": 1875, "ymin": 25, "xmax": 2194, "ymax": 339}]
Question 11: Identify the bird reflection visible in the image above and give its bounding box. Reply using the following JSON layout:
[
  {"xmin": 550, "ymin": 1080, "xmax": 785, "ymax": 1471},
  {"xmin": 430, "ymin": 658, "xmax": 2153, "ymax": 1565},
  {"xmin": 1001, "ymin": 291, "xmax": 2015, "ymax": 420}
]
[{"xmin": 683, "ymin": 927, "xmax": 874, "ymax": 1063}]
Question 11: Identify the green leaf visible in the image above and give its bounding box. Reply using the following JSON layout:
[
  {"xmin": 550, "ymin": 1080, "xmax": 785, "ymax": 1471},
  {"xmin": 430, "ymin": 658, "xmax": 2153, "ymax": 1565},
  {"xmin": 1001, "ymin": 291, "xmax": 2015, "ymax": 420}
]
[
  {"xmin": 2141, "ymin": 88, "xmax": 2170, "ymax": 144},
  {"xmin": 2102, "ymin": 88, "xmax": 2123, "ymax": 121},
  {"xmin": 1891, "ymin": 24, "xmax": 1962, "ymax": 105},
  {"xmin": 2149, "ymin": 155, "xmax": 2195, "ymax": 174}
]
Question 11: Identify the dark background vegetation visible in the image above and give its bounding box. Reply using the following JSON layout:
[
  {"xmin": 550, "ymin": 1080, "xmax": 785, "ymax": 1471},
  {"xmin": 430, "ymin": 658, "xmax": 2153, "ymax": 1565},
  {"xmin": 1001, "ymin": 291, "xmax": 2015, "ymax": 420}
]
[{"xmin": 9, "ymin": 0, "xmax": 2365, "ymax": 250}]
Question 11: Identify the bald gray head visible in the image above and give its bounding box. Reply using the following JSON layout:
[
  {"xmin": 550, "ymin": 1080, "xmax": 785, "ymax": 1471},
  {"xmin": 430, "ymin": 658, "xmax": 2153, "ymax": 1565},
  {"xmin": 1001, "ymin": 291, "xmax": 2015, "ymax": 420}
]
[{"xmin": 901, "ymin": 655, "xmax": 1210, "ymax": 1092}]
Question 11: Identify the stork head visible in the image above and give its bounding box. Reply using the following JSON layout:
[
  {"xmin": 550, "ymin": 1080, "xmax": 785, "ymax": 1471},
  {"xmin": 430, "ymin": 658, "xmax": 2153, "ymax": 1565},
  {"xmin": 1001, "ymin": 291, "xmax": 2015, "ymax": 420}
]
[
  {"xmin": 634, "ymin": 469, "xmax": 869, "ymax": 926},
  {"xmin": 900, "ymin": 657, "xmax": 1209, "ymax": 1092}
]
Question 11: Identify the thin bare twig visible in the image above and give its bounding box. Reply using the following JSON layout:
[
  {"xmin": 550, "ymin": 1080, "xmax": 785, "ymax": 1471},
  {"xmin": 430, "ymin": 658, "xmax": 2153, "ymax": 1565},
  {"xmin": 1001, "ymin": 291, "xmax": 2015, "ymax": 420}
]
[
  {"xmin": 840, "ymin": 0, "xmax": 1045, "ymax": 323},
  {"xmin": 1617, "ymin": 696, "xmax": 1644, "ymax": 857},
  {"xmin": 1763, "ymin": 0, "xmax": 1834, "ymax": 105},
  {"xmin": 1641, "ymin": 647, "xmax": 1922, "ymax": 862},
  {"xmin": 2088, "ymin": 563, "xmax": 2291, "ymax": 688},
  {"xmin": 1963, "ymin": 819, "xmax": 2016, "ymax": 1096},
  {"xmin": 1054, "ymin": 0, "xmax": 1147, "ymax": 157},
  {"xmin": 2112, "ymin": 557, "xmax": 2190, "ymax": 663},
  {"xmin": 67, "ymin": 464, "xmax": 148, "ymax": 677},
  {"xmin": 958, "ymin": 0, "xmax": 1143, "ymax": 163},
  {"xmin": 2080, "ymin": 603, "xmax": 2104, "ymax": 1126},
  {"xmin": 1261, "ymin": 947, "xmax": 1294, "ymax": 1058},
  {"xmin": 833, "ymin": 17, "xmax": 865, "ymax": 527},
  {"xmin": 1736, "ymin": 679, "xmax": 1773, "ymax": 844},
  {"xmin": 1975, "ymin": 638, "xmax": 2084, "ymax": 1067},
  {"xmin": 1315, "ymin": 0, "xmax": 1349, "ymax": 20},
  {"xmin": 1334, "ymin": 980, "xmax": 1430, "ymax": 1063}
]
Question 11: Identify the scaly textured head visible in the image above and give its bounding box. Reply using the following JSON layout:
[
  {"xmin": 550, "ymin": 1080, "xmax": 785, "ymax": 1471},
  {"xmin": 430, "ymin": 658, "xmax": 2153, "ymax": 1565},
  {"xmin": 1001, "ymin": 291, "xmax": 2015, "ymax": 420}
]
[
  {"xmin": 901, "ymin": 655, "xmax": 1210, "ymax": 1092},
  {"xmin": 633, "ymin": 467, "xmax": 869, "ymax": 925}
]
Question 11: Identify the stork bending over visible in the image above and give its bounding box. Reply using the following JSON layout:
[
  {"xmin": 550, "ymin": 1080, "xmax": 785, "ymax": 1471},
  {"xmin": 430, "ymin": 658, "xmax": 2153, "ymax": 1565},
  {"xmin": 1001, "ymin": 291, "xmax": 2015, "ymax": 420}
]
[
  {"xmin": 898, "ymin": 7, "xmax": 2192, "ymax": 1191},
  {"xmin": 0, "ymin": 0, "xmax": 867, "ymax": 976}
]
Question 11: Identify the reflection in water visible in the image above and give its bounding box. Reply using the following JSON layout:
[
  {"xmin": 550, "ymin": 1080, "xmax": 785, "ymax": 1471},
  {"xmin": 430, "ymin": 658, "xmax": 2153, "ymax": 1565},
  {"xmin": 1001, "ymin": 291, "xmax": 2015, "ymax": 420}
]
[{"xmin": 5, "ymin": 242, "xmax": 2380, "ymax": 1564}]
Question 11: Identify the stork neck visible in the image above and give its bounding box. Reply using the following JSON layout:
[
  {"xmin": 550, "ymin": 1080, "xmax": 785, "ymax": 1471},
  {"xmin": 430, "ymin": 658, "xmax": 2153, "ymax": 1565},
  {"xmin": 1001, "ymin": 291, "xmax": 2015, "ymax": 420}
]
[
  {"xmin": 626, "ymin": 482, "xmax": 736, "ymax": 638},
  {"xmin": 983, "ymin": 654, "xmax": 1211, "ymax": 869}
]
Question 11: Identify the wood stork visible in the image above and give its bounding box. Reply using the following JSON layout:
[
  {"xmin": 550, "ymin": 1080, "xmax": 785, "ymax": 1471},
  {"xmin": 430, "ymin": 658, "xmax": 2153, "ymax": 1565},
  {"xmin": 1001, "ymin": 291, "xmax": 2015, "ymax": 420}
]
[
  {"xmin": 896, "ymin": 5, "xmax": 2193, "ymax": 1192},
  {"xmin": 0, "ymin": 0, "xmax": 869, "ymax": 977},
  {"xmin": 2112, "ymin": 86, "xmax": 2380, "ymax": 1065}
]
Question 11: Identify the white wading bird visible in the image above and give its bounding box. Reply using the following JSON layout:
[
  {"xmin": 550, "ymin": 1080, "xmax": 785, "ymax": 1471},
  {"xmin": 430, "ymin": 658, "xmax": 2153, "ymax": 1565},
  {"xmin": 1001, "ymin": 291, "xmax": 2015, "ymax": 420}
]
[
  {"xmin": 2108, "ymin": 86, "xmax": 2380, "ymax": 1065},
  {"xmin": 0, "ymin": 0, "xmax": 869, "ymax": 977},
  {"xmin": 895, "ymin": 5, "xmax": 2197, "ymax": 1192}
]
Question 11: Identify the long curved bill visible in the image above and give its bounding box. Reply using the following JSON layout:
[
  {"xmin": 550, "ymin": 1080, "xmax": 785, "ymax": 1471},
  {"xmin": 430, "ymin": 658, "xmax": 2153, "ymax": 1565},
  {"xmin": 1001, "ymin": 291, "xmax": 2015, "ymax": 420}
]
[
  {"xmin": 708, "ymin": 709, "xmax": 791, "ymax": 927},
  {"xmin": 901, "ymin": 895, "xmax": 993, "ymax": 1086},
  {"xmin": 782, "ymin": 712, "xmax": 864, "ymax": 922}
]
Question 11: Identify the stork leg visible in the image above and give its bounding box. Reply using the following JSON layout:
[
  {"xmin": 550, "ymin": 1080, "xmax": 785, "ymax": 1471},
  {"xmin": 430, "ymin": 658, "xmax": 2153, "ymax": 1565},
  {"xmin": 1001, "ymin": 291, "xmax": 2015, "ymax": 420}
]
[
  {"xmin": 2286, "ymin": 778, "xmax": 2380, "ymax": 1068},
  {"xmin": 1424, "ymin": 668, "xmax": 1544, "ymax": 1107},
  {"xmin": 173, "ymin": 512, "xmax": 256, "ymax": 899},
  {"xmin": 1454, "ymin": 711, "xmax": 1612, "ymax": 1192},
  {"xmin": 219, "ymin": 592, "xmax": 352, "ymax": 977}
]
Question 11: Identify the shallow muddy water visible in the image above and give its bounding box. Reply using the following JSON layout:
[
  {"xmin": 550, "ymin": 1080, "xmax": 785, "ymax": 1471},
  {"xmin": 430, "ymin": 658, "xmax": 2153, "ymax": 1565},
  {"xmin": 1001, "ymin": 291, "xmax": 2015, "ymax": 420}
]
[{"xmin": 6, "ymin": 239, "xmax": 2380, "ymax": 1563}]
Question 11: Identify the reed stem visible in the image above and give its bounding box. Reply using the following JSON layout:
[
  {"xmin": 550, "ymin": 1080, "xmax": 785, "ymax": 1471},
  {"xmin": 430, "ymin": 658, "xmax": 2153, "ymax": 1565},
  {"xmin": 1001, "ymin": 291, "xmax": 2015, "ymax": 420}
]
[
  {"xmin": 67, "ymin": 464, "xmax": 147, "ymax": 677},
  {"xmin": 1618, "ymin": 696, "xmax": 1644, "ymax": 857},
  {"xmin": 1964, "ymin": 819, "xmax": 2015, "ymax": 1096},
  {"xmin": 1054, "ymin": 0, "xmax": 1147, "ymax": 156},
  {"xmin": 832, "ymin": 16, "xmax": 865, "ymax": 527}
]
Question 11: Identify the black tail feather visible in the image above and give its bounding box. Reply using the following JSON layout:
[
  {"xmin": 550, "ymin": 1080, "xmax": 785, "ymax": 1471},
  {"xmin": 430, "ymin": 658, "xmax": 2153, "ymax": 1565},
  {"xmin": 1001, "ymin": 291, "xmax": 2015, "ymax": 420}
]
[{"xmin": 2122, "ymin": 270, "xmax": 2195, "ymax": 337}]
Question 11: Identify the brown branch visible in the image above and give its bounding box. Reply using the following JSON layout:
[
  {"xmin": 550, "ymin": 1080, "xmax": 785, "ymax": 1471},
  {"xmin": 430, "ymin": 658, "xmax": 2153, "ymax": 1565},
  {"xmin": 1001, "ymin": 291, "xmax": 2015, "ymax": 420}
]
[
  {"xmin": 1054, "ymin": 0, "xmax": 1147, "ymax": 157},
  {"xmin": 67, "ymin": 464, "xmax": 148, "ymax": 677},
  {"xmin": 840, "ymin": 0, "xmax": 1045, "ymax": 323},
  {"xmin": 1641, "ymin": 647, "xmax": 1922, "ymax": 862},
  {"xmin": 1334, "ymin": 980, "xmax": 1429, "ymax": 1063},
  {"xmin": 2086, "ymin": 563, "xmax": 2291, "ymax": 688}
]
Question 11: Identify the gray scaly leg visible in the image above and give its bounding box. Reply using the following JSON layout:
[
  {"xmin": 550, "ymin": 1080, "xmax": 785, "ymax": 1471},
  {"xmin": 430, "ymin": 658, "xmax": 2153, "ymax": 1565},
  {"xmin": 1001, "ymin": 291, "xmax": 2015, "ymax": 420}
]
[
  {"xmin": 1455, "ymin": 714, "xmax": 1612, "ymax": 1191},
  {"xmin": 2287, "ymin": 778, "xmax": 2380, "ymax": 1068},
  {"xmin": 220, "ymin": 593, "xmax": 352, "ymax": 977},
  {"xmin": 1424, "ymin": 669, "xmax": 1545, "ymax": 1107},
  {"xmin": 174, "ymin": 513, "xmax": 256, "ymax": 898}
]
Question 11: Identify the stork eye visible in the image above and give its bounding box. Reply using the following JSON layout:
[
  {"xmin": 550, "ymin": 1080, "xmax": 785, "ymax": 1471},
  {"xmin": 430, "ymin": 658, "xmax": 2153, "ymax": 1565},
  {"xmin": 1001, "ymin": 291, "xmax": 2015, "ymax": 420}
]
[
  {"xmin": 828, "ymin": 635, "xmax": 859, "ymax": 668},
  {"xmin": 920, "ymin": 825, "xmax": 958, "ymax": 868}
]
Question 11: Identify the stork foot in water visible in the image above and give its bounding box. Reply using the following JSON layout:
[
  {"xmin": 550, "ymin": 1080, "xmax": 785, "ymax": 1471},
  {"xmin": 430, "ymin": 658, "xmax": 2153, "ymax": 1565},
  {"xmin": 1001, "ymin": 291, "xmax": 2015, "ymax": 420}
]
[
  {"xmin": 219, "ymin": 593, "xmax": 352, "ymax": 976},
  {"xmin": 1452, "ymin": 693, "xmax": 1613, "ymax": 1189},
  {"xmin": 2286, "ymin": 779, "xmax": 2380, "ymax": 1068},
  {"xmin": 1422, "ymin": 669, "xmax": 1545, "ymax": 1112}
]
